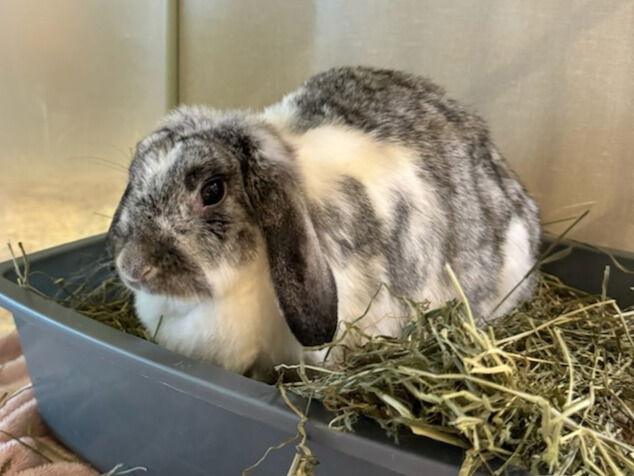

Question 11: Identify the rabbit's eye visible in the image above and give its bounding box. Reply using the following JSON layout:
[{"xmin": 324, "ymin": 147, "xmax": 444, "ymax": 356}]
[{"xmin": 200, "ymin": 179, "xmax": 226, "ymax": 206}]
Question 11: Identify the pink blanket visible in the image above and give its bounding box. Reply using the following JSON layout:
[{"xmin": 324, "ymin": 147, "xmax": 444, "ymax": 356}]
[{"xmin": 0, "ymin": 332, "xmax": 97, "ymax": 476}]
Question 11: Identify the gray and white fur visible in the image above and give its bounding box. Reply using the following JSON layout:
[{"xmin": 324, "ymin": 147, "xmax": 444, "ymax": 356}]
[{"xmin": 108, "ymin": 66, "xmax": 541, "ymax": 381}]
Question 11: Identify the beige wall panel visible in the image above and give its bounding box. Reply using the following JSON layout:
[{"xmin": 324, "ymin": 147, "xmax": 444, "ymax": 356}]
[
  {"xmin": 0, "ymin": 0, "xmax": 172, "ymax": 263},
  {"xmin": 180, "ymin": 0, "xmax": 316, "ymax": 109},
  {"xmin": 181, "ymin": 0, "xmax": 634, "ymax": 252}
]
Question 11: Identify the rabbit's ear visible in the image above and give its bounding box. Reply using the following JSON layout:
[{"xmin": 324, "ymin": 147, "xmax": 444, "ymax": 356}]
[{"xmin": 231, "ymin": 124, "xmax": 338, "ymax": 346}]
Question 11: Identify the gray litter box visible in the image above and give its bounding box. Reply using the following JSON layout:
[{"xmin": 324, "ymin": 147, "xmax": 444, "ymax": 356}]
[{"xmin": 0, "ymin": 236, "xmax": 632, "ymax": 475}]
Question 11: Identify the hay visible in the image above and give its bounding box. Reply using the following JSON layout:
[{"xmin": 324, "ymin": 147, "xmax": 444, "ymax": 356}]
[
  {"xmin": 7, "ymin": 242, "xmax": 634, "ymax": 475},
  {"xmin": 277, "ymin": 268, "xmax": 634, "ymax": 475},
  {"xmin": 7, "ymin": 242, "xmax": 149, "ymax": 341},
  {"xmin": 53, "ymin": 276, "xmax": 150, "ymax": 340}
]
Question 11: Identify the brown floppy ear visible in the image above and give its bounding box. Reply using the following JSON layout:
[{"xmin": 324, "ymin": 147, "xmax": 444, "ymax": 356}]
[{"xmin": 227, "ymin": 123, "xmax": 338, "ymax": 346}]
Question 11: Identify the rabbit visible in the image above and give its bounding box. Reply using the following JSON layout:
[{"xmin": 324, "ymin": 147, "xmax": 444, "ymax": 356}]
[{"xmin": 107, "ymin": 66, "xmax": 541, "ymax": 382}]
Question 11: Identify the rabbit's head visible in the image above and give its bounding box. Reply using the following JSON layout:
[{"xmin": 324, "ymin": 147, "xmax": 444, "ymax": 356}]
[{"xmin": 108, "ymin": 106, "xmax": 338, "ymax": 346}]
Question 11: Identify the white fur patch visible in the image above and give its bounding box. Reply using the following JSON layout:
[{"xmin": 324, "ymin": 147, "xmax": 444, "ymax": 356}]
[
  {"xmin": 285, "ymin": 125, "xmax": 415, "ymax": 210},
  {"xmin": 261, "ymin": 90, "xmax": 301, "ymax": 129},
  {"xmin": 133, "ymin": 239, "xmax": 301, "ymax": 378},
  {"xmin": 483, "ymin": 217, "xmax": 533, "ymax": 318},
  {"xmin": 140, "ymin": 142, "xmax": 183, "ymax": 189}
]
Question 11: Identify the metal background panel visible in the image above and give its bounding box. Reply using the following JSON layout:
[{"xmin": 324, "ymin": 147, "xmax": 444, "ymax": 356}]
[
  {"xmin": 180, "ymin": 0, "xmax": 317, "ymax": 109},
  {"xmin": 0, "ymin": 0, "xmax": 174, "ymax": 263},
  {"xmin": 180, "ymin": 0, "xmax": 634, "ymax": 252}
]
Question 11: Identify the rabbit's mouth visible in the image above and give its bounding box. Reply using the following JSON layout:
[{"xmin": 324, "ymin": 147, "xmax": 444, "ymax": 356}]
[
  {"xmin": 129, "ymin": 278, "xmax": 211, "ymax": 300},
  {"xmin": 116, "ymin": 261, "xmax": 211, "ymax": 299}
]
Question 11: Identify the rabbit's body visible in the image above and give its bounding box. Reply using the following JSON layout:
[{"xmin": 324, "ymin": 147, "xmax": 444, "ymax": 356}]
[{"xmin": 109, "ymin": 67, "xmax": 540, "ymax": 381}]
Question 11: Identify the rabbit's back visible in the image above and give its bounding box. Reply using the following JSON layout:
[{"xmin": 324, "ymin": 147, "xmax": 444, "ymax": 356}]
[{"xmin": 263, "ymin": 66, "xmax": 540, "ymax": 336}]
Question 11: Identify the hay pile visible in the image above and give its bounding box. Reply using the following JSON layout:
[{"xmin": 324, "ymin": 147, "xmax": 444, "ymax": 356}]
[
  {"xmin": 8, "ymin": 243, "xmax": 634, "ymax": 475},
  {"xmin": 277, "ymin": 269, "xmax": 634, "ymax": 475}
]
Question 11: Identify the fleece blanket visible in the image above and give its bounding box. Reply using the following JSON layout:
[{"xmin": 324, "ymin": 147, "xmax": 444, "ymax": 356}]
[{"xmin": 0, "ymin": 331, "xmax": 97, "ymax": 476}]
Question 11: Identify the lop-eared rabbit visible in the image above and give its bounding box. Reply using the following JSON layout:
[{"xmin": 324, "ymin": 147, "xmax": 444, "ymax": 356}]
[{"xmin": 108, "ymin": 67, "xmax": 540, "ymax": 381}]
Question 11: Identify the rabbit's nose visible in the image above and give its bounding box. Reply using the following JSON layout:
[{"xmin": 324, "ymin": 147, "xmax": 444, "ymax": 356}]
[
  {"xmin": 119, "ymin": 264, "xmax": 159, "ymax": 289},
  {"xmin": 129, "ymin": 265, "xmax": 158, "ymax": 282},
  {"xmin": 116, "ymin": 249, "xmax": 158, "ymax": 287}
]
